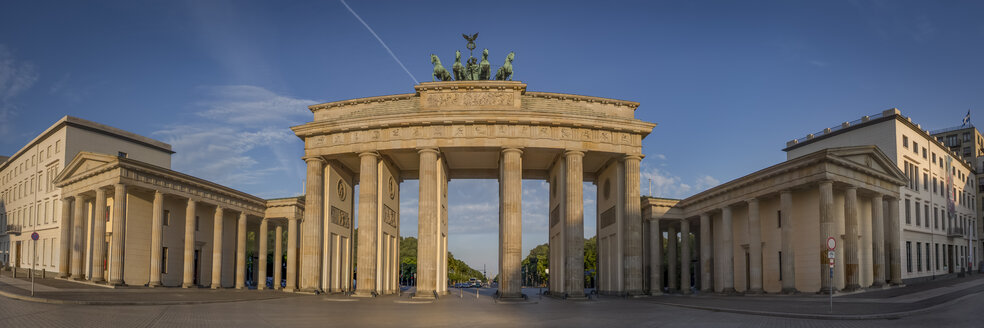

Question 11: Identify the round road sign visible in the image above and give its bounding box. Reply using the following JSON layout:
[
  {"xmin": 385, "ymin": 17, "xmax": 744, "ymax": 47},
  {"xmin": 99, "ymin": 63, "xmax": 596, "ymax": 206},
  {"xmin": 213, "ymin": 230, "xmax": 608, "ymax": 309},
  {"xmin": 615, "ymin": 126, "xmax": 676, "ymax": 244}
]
[
  {"xmin": 31, "ymin": 232, "xmax": 39, "ymax": 241},
  {"xmin": 826, "ymin": 237, "xmax": 836, "ymax": 250}
]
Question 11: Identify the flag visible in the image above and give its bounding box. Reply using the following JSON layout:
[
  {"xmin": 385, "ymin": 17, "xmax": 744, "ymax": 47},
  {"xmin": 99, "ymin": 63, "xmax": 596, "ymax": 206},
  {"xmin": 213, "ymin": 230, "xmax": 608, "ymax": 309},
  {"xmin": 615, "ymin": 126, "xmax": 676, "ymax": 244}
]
[{"xmin": 962, "ymin": 109, "xmax": 971, "ymax": 126}]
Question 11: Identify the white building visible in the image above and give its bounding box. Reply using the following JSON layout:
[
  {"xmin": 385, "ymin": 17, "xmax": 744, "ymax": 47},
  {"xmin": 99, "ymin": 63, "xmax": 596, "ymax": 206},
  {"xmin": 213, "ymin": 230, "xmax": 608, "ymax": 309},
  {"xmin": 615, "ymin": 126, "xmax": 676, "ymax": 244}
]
[
  {"xmin": 0, "ymin": 116, "xmax": 173, "ymax": 273},
  {"xmin": 785, "ymin": 108, "xmax": 978, "ymax": 282}
]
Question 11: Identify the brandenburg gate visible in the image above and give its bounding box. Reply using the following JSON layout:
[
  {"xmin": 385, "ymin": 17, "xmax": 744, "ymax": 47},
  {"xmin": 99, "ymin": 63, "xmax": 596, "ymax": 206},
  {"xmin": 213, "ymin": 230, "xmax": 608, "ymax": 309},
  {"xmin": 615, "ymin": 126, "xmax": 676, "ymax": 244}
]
[{"xmin": 292, "ymin": 79, "xmax": 656, "ymax": 299}]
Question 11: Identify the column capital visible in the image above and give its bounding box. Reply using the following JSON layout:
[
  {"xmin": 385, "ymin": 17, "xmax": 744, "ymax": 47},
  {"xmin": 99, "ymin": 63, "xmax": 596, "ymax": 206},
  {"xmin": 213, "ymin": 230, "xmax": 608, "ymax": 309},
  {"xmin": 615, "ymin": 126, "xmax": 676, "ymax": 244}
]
[
  {"xmin": 779, "ymin": 189, "xmax": 792, "ymax": 196},
  {"xmin": 845, "ymin": 185, "xmax": 858, "ymax": 191},
  {"xmin": 564, "ymin": 149, "xmax": 585, "ymax": 157},
  {"xmin": 303, "ymin": 156, "xmax": 326, "ymax": 163},
  {"xmin": 416, "ymin": 147, "xmax": 439, "ymax": 155},
  {"xmin": 819, "ymin": 179, "xmax": 834, "ymax": 186},
  {"xmin": 501, "ymin": 147, "xmax": 524, "ymax": 155},
  {"xmin": 357, "ymin": 151, "xmax": 380, "ymax": 159},
  {"xmin": 623, "ymin": 154, "xmax": 643, "ymax": 161},
  {"xmin": 746, "ymin": 197, "xmax": 759, "ymax": 205}
]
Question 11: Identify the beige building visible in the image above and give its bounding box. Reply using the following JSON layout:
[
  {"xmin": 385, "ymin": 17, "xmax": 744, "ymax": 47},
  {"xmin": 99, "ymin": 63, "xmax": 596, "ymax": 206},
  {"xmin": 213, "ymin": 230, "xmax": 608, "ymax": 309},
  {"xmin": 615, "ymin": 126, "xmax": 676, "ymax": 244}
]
[
  {"xmin": 786, "ymin": 109, "xmax": 978, "ymax": 281},
  {"xmin": 1, "ymin": 116, "xmax": 173, "ymax": 274},
  {"xmin": 929, "ymin": 124, "xmax": 984, "ymax": 267},
  {"xmin": 644, "ymin": 108, "xmax": 979, "ymax": 296}
]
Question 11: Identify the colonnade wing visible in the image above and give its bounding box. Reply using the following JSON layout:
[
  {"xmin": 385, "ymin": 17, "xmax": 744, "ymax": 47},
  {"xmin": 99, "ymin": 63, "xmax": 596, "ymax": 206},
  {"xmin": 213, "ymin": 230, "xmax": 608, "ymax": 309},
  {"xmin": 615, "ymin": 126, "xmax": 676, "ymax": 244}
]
[{"xmin": 646, "ymin": 146, "xmax": 906, "ymax": 295}]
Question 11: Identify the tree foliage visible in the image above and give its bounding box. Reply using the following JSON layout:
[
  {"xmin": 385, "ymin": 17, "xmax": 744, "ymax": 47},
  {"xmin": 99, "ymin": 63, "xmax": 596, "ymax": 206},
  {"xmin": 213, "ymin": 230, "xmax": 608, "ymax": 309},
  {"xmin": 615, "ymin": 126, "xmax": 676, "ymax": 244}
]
[{"xmin": 520, "ymin": 237, "xmax": 598, "ymax": 287}]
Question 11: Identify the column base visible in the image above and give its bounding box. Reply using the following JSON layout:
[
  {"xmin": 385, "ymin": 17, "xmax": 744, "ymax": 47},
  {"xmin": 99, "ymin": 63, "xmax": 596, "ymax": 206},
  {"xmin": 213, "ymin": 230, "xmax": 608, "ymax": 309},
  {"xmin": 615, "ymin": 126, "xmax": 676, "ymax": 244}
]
[
  {"xmin": 91, "ymin": 279, "xmax": 106, "ymax": 284},
  {"xmin": 283, "ymin": 288, "xmax": 297, "ymax": 293},
  {"xmin": 236, "ymin": 286, "xmax": 245, "ymax": 290},
  {"xmin": 58, "ymin": 273, "xmax": 70, "ymax": 279},
  {"xmin": 719, "ymin": 288, "xmax": 738, "ymax": 295},
  {"xmin": 109, "ymin": 280, "xmax": 124, "ymax": 287},
  {"xmin": 148, "ymin": 282, "xmax": 162, "ymax": 288},
  {"xmin": 649, "ymin": 291, "xmax": 663, "ymax": 296},
  {"xmin": 352, "ymin": 290, "xmax": 377, "ymax": 298},
  {"xmin": 411, "ymin": 291, "xmax": 436, "ymax": 300},
  {"xmin": 182, "ymin": 283, "xmax": 195, "ymax": 288},
  {"xmin": 870, "ymin": 282, "xmax": 886, "ymax": 289},
  {"xmin": 745, "ymin": 288, "xmax": 764, "ymax": 295},
  {"xmin": 842, "ymin": 284, "xmax": 861, "ymax": 292},
  {"xmin": 780, "ymin": 286, "xmax": 797, "ymax": 294},
  {"xmin": 817, "ymin": 287, "xmax": 839, "ymax": 295},
  {"xmin": 71, "ymin": 276, "xmax": 85, "ymax": 281},
  {"xmin": 211, "ymin": 285, "xmax": 221, "ymax": 289}
]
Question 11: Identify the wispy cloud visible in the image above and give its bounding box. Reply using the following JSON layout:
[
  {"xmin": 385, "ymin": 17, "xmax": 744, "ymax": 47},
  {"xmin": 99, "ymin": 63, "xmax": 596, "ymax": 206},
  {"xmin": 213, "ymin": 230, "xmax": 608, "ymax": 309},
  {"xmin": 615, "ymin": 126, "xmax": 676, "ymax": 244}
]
[
  {"xmin": 153, "ymin": 85, "xmax": 317, "ymax": 197},
  {"xmin": 0, "ymin": 44, "xmax": 39, "ymax": 138},
  {"xmin": 640, "ymin": 163, "xmax": 719, "ymax": 199}
]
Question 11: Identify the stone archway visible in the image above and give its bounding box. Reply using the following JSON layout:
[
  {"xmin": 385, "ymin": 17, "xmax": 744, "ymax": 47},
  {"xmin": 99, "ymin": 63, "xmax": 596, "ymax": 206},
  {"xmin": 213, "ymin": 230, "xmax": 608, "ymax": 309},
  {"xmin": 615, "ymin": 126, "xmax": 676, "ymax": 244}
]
[{"xmin": 293, "ymin": 80, "xmax": 656, "ymax": 298}]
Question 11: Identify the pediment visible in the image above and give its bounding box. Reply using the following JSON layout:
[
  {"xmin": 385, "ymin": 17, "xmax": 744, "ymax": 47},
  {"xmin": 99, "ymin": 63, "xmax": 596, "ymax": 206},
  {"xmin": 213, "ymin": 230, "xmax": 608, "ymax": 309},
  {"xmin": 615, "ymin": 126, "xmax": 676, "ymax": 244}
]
[
  {"xmin": 827, "ymin": 146, "xmax": 906, "ymax": 183},
  {"xmin": 53, "ymin": 152, "xmax": 119, "ymax": 185}
]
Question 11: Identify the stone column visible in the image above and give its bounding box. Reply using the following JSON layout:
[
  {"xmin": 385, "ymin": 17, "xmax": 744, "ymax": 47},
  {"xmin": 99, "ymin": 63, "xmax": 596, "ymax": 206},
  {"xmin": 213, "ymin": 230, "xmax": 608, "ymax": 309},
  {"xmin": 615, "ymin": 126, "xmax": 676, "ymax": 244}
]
[
  {"xmin": 887, "ymin": 197, "xmax": 902, "ymax": 285},
  {"xmin": 301, "ymin": 157, "xmax": 325, "ymax": 293},
  {"xmin": 274, "ymin": 223, "xmax": 283, "ymax": 290},
  {"xmin": 650, "ymin": 218, "xmax": 662, "ymax": 295},
  {"xmin": 667, "ymin": 224, "xmax": 678, "ymax": 291},
  {"xmin": 780, "ymin": 190, "xmax": 795, "ymax": 293},
  {"xmin": 499, "ymin": 147, "xmax": 523, "ymax": 298},
  {"xmin": 91, "ymin": 187, "xmax": 107, "ymax": 283},
  {"xmin": 564, "ymin": 150, "xmax": 585, "ymax": 298},
  {"xmin": 258, "ymin": 219, "xmax": 268, "ymax": 290},
  {"xmin": 871, "ymin": 194, "xmax": 885, "ymax": 287},
  {"xmin": 58, "ymin": 197, "xmax": 72, "ymax": 278},
  {"xmin": 149, "ymin": 191, "xmax": 164, "ymax": 287},
  {"xmin": 623, "ymin": 155, "xmax": 643, "ymax": 295},
  {"xmin": 182, "ymin": 199, "xmax": 197, "ymax": 288},
  {"xmin": 286, "ymin": 217, "xmax": 299, "ymax": 292},
  {"xmin": 700, "ymin": 213, "xmax": 712, "ymax": 292},
  {"xmin": 721, "ymin": 206, "xmax": 735, "ymax": 293},
  {"xmin": 416, "ymin": 148, "xmax": 439, "ymax": 298},
  {"xmin": 71, "ymin": 195, "xmax": 85, "ymax": 280},
  {"xmin": 680, "ymin": 220, "xmax": 691, "ymax": 294},
  {"xmin": 844, "ymin": 186, "xmax": 860, "ymax": 291},
  {"xmin": 819, "ymin": 180, "xmax": 834, "ymax": 292},
  {"xmin": 211, "ymin": 206, "xmax": 224, "ymax": 289},
  {"xmin": 355, "ymin": 152, "xmax": 380, "ymax": 297},
  {"xmin": 747, "ymin": 198, "xmax": 763, "ymax": 293},
  {"xmin": 236, "ymin": 212, "xmax": 247, "ymax": 289},
  {"xmin": 109, "ymin": 183, "xmax": 127, "ymax": 285}
]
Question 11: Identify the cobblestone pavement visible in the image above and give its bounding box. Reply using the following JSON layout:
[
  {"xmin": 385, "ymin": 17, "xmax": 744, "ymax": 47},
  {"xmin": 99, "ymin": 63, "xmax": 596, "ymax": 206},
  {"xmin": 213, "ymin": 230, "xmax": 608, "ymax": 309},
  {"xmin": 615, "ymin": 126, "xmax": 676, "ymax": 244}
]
[
  {"xmin": 1, "ymin": 271, "xmax": 982, "ymax": 327},
  {"xmin": 0, "ymin": 285, "xmax": 980, "ymax": 327}
]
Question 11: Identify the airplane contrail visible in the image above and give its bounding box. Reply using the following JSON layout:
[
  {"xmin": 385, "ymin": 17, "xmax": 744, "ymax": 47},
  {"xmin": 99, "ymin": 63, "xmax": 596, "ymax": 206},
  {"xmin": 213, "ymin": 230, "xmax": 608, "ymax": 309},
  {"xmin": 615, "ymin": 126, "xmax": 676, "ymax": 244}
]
[{"xmin": 340, "ymin": 0, "xmax": 419, "ymax": 84}]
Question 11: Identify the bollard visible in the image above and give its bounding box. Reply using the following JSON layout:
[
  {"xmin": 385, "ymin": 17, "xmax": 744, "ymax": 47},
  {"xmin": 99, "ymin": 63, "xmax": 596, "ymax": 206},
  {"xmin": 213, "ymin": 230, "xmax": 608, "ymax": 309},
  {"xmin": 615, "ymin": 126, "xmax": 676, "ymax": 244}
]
[{"xmin": 476, "ymin": 288, "xmax": 479, "ymax": 299}]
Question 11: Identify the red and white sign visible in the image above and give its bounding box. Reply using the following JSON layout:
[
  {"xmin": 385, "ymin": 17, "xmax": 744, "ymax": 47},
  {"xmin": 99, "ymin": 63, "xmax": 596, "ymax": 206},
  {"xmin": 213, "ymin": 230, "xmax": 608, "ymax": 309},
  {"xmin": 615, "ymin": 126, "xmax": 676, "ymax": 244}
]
[{"xmin": 826, "ymin": 237, "xmax": 836, "ymax": 250}]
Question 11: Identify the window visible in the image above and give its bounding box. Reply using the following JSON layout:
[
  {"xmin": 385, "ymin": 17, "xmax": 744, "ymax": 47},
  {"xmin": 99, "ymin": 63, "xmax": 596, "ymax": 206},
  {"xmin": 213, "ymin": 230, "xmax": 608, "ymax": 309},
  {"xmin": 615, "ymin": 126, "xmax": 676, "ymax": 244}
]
[
  {"xmin": 926, "ymin": 243, "xmax": 931, "ymax": 271},
  {"xmin": 923, "ymin": 173, "xmax": 928, "ymax": 190},
  {"xmin": 905, "ymin": 199, "xmax": 911, "ymax": 224},
  {"xmin": 777, "ymin": 210, "xmax": 781, "ymax": 228},
  {"xmin": 915, "ymin": 203, "xmax": 921, "ymax": 226},
  {"xmin": 922, "ymin": 147, "xmax": 927, "ymax": 159},
  {"xmin": 163, "ymin": 210, "xmax": 170, "ymax": 226},
  {"xmin": 964, "ymin": 132, "xmax": 971, "ymax": 142},
  {"xmin": 117, "ymin": 151, "xmax": 127, "ymax": 158},
  {"xmin": 906, "ymin": 241, "xmax": 913, "ymax": 273},
  {"xmin": 903, "ymin": 135, "xmax": 910, "ymax": 148},
  {"xmin": 932, "ymin": 152, "xmax": 937, "ymax": 163},
  {"xmin": 55, "ymin": 140, "xmax": 61, "ymax": 153},
  {"xmin": 778, "ymin": 251, "xmax": 782, "ymax": 281},
  {"xmin": 195, "ymin": 216, "xmax": 200, "ymax": 231},
  {"xmin": 913, "ymin": 141, "xmax": 919, "ymax": 154},
  {"xmin": 934, "ymin": 207, "xmax": 939, "ymax": 229},
  {"xmin": 948, "ymin": 135, "xmax": 959, "ymax": 147},
  {"xmin": 924, "ymin": 204, "xmax": 930, "ymax": 228},
  {"xmin": 933, "ymin": 177, "xmax": 938, "ymax": 193},
  {"xmin": 161, "ymin": 247, "xmax": 168, "ymax": 274},
  {"xmin": 936, "ymin": 244, "xmax": 940, "ymax": 270},
  {"xmin": 917, "ymin": 242, "xmax": 922, "ymax": 272}
]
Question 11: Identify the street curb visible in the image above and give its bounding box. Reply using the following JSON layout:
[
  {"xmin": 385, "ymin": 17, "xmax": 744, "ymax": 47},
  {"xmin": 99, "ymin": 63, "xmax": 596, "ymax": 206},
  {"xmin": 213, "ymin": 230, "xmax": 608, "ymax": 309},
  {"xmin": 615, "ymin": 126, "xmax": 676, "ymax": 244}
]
[
  {"xmin": 0, "ymin": 285, "xmax": 304, "ymax": 306},
  {"xmin": 649, "ymin": 291, "xmax": 980, "ymax": 320}
]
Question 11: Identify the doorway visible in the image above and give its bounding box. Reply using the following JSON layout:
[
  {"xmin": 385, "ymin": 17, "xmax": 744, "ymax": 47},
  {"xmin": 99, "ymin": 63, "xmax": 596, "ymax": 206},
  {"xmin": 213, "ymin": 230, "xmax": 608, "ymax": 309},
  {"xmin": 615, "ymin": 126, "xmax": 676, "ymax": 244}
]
[
  {"xmin": 948, "ymin": 245, "xmax": 954, "ymax": 274},
  {"xmin": 15, "ymin": 241, "xmax": 21, "ymax": 268}
]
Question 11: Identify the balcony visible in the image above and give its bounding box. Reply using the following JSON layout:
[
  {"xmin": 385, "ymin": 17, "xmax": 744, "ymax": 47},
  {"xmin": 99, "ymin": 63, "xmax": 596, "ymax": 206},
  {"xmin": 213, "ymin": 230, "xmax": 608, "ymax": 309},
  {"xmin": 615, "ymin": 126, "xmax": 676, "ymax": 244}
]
[
  {"xmin": 947, "ymin": 227, "xmax": 965, "ymax": 238},
  {"xmin": 4, "ymin": 224, "xmax": 21, "ymax": 235}
]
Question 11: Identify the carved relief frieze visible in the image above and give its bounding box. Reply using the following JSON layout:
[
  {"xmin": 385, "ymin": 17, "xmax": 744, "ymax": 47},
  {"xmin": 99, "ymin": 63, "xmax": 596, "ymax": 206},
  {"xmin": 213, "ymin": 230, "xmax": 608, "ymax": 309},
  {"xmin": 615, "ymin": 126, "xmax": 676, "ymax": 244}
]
[
  {"xmin": 600, "ymin": 206, "xmax": 616, "ymax": 228},
  {"xmin": 331, "ymin": 206, "xmax": 351, "ymax": 228},
  {"xmin": 383, "ymin": 204, "xmax": 398, "ymax": 229},
  {"xmin": 423, "ymin": 91, "xmax": 515, "ymax": 109}
]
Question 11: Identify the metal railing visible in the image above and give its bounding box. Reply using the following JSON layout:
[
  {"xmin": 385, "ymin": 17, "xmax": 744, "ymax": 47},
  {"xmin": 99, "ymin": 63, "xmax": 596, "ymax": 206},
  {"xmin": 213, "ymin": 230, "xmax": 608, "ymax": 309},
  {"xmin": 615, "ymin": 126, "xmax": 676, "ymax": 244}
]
[
  {"xmin": 792, "ymin": 111, "xmax": 888, "ymax": 144},
  {"xmin": 4, "ymin": 224, "xmax": 21, "ymax": 235},
  {"xmin": 929, "ymin": 124, "xmax": 975, "ymax": 135},
  {"xmin": 947, "ymin": 227, "xmax": 964, "ymax": 237}
]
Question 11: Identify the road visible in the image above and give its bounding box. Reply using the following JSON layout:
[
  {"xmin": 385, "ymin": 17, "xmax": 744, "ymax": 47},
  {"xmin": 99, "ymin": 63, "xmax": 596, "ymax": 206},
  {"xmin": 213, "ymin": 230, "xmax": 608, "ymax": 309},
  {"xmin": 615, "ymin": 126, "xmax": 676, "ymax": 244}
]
[{"xmin": 0, "ymin": 286, "xmax": 980, "ymax": 327}]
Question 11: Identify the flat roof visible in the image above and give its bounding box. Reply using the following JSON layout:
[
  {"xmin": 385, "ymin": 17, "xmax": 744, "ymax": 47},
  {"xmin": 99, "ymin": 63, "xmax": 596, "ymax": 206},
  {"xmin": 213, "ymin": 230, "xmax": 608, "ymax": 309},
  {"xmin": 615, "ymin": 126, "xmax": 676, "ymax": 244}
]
[{"xmin": 0, "ymin": 115, "xmax": 174, "ymax": 172}]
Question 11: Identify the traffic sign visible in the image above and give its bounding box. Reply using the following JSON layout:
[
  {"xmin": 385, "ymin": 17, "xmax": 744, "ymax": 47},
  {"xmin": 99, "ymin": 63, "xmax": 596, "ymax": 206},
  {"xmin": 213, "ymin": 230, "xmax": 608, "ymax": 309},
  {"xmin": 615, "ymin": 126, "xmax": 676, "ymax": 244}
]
[
  {"xmin": 31, "ymin": 232, "xmax": 39, "ymax": 241},
  {"xmin": 826, "ymin": 237, "xmax": 836, "ymax": 250},
  {"xmin": 827, "ymin": 251, "xmax": 836, "ymax": 259}
]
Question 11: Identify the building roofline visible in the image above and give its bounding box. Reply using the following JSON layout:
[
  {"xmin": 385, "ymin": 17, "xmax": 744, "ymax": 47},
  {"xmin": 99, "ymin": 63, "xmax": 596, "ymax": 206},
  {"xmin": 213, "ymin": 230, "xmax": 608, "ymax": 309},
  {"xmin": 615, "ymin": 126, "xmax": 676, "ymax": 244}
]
[
  {"xmin": 782, "ymin": 109, "xmax": 974, "ymax": 171},
  {"xmin": 0, "ymin": 116, "xmax": 174, "ymax": 172}
]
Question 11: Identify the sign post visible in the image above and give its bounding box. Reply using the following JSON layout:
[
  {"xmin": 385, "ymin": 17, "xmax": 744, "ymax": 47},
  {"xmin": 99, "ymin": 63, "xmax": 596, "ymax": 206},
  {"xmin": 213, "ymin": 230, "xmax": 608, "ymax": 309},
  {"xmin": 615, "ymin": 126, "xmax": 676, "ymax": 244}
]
[
  {"xmin": 31, "ymin": 232, "xmax": 39, "ymax": 297},
  {"xmin": 826, "ymin": 237, "xmax": 836, "ymax": 313}
]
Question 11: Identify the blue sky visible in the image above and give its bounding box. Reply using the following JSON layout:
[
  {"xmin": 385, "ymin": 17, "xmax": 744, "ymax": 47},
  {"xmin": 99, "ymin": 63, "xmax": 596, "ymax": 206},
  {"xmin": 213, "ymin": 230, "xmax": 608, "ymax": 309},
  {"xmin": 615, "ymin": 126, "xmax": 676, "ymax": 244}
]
[{"xmin": 2, "ymin": 0, "xmax": 983, "ymax": 277}]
